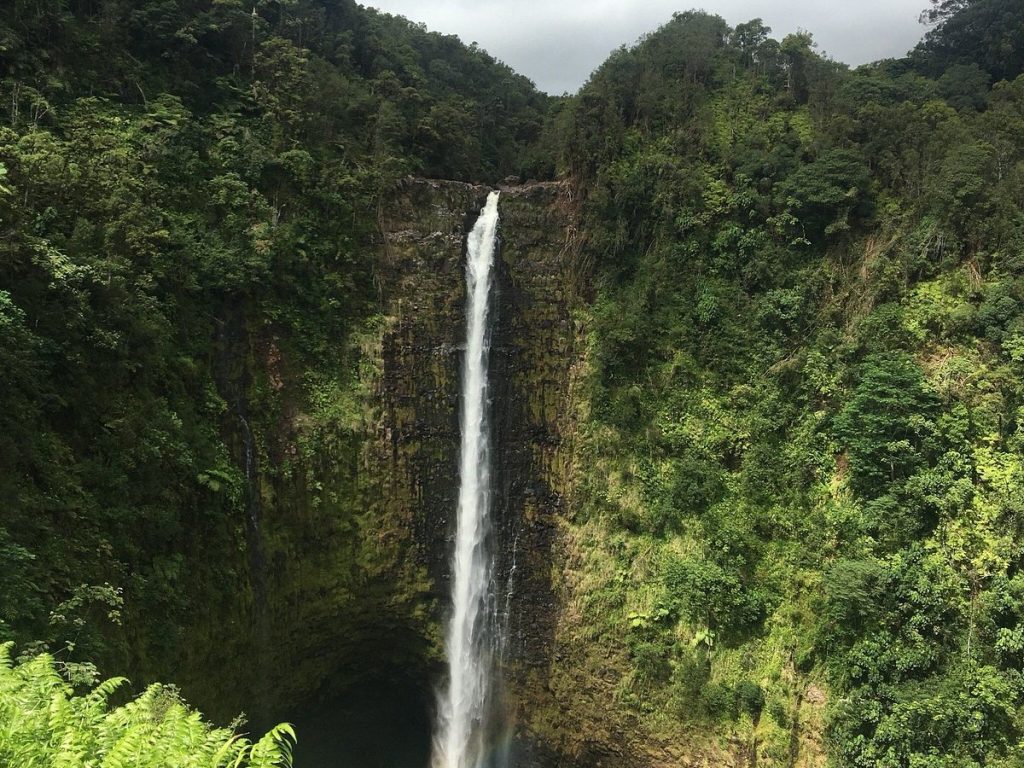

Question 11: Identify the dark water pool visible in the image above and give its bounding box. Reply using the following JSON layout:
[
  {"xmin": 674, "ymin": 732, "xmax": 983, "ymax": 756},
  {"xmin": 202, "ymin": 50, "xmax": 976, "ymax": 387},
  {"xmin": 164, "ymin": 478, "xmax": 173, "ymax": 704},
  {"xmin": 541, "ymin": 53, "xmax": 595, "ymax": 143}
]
[{"xmin": 290, "ymin": 682, "xmax": 433, "ymax": 768}]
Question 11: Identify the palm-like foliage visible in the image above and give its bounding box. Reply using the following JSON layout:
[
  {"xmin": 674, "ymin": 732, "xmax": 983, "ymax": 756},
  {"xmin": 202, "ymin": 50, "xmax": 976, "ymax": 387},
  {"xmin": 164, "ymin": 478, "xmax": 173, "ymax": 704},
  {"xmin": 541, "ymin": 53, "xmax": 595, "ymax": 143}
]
[{"xmin": 0, "ymin": 644, "xmax": 295, "ymax": 768}]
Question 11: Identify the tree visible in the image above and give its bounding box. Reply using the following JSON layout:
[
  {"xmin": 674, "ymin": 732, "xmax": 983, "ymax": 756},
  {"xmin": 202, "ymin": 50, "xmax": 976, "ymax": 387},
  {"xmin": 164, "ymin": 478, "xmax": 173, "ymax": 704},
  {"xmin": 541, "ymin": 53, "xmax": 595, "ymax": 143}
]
[
  {"xmin": 938, "ymin": 62, "xmax": 991, "ymax": 109},
  {"xmin": 780, "ymin": 31, "xmax": 816, "ymax": 103},
  {"xmin": 779, "ymin": 148, "xmax": 873, "ymax": 238},
  {"xmin": 915, "ymin": 0, "xmax": 1024, "ymax": 82},
  {"xmin": 730, "ymin": 19, "xmax": 771, "ymax": 68},
  {"xmin": 921, "ymin": 0, "xmax": 975, "ymax": 24},
  {"xmin": 834, "ymin": 354, "xmax": 941, "ymax": 498}
]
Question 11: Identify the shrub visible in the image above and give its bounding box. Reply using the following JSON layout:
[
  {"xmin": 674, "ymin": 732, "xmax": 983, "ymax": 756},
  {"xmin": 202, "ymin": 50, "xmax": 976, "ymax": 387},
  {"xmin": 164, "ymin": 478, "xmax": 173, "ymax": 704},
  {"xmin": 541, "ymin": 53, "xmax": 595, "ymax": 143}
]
[{"xmin": 0, "ymin": 643, "xmax": 295, "ymax": 768}]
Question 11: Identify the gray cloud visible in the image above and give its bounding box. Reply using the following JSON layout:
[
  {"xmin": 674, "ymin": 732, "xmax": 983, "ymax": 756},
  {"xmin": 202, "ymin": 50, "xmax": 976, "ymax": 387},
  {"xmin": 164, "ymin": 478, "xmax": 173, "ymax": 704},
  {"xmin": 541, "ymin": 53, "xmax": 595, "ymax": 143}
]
[{"xmin": 363, "ymin": 0, "xmax": 930, "ymax": 94}]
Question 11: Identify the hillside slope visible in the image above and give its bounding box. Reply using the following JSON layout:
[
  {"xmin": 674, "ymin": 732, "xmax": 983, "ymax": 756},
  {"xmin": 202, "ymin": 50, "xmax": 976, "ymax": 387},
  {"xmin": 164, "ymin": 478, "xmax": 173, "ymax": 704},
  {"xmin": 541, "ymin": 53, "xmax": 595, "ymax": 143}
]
[{"xmin": 528, "ymin": 5, "xmax": 1024, "ymax": 766}]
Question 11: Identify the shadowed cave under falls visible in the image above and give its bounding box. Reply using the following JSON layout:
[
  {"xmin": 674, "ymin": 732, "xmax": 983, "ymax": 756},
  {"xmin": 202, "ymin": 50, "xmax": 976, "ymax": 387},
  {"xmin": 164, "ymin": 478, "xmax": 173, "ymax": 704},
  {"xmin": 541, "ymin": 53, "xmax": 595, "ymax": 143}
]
[
  {"xmin": 292, "ymin": 191, "xmax": 511, "ymax": 768},
  {"xmin": 290, "ymin": 677, "xmax": 433, "ymax": 768}
]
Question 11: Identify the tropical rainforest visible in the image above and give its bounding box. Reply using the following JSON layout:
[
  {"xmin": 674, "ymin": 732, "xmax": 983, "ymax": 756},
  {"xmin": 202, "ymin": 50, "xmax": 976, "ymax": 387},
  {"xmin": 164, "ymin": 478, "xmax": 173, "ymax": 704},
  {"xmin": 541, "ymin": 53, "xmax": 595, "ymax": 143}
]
[{"xmin": 2, "ymin": 0, "xmax": 1024, "ymax": 766}]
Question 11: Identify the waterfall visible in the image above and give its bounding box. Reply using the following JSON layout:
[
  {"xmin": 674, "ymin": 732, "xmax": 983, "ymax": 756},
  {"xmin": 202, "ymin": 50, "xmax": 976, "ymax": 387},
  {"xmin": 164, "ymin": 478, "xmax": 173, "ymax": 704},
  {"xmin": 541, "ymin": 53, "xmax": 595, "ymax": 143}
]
[{"xmin": 433, "ymin": 190, "xmax": 503, "ymax": 768}]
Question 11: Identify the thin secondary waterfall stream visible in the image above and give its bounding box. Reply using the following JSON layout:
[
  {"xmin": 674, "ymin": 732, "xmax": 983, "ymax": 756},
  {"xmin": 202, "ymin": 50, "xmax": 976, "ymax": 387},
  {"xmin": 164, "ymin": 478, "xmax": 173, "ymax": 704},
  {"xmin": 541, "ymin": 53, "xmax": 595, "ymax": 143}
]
[{"xmin": 433, "ymin": 190, "xmax": 503, "ymax": 768}]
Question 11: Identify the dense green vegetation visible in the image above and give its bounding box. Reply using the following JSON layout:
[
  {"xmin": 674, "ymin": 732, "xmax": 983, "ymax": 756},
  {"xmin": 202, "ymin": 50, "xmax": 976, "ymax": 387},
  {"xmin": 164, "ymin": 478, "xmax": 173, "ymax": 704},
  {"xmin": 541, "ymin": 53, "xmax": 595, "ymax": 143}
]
[
  {"xmin": 552, "ymin": 0, "xmax": 1024, "ymax": 765},
  {"xmin": 0, "ymin": 0, "xmax": 553, "ymax": 729},
  {"xmin": 4, "ymin": 0, "xmax": 1024, "ymax": 765},
  {"xmin": 0, "ymin": 643, "xmax": 295, "ymax": 767}
]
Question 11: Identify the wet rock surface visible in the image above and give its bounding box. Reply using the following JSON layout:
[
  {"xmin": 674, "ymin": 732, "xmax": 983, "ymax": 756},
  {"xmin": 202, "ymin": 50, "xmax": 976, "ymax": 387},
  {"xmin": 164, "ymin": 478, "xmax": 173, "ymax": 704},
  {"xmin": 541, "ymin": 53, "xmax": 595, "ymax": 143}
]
[
  {"xmin": 196, "ymin": 176, "xmax": 595, "ymax": 764},
  {"xmin": 373, "ymin": 177, "xmax": 582, "ymax": 764}
]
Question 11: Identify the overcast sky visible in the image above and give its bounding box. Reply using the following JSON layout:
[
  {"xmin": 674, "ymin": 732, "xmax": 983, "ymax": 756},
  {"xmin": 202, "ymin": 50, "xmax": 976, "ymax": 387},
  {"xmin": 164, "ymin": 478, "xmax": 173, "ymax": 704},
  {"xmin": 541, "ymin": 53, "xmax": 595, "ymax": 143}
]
[{"xmin": 362, "ymin": 0, "xmax": 931, "ymax": 94}]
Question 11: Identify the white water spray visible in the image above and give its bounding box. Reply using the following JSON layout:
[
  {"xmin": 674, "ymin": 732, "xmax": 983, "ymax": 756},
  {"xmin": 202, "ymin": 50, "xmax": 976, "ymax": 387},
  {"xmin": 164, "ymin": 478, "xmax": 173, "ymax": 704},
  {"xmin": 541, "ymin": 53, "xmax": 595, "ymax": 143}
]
[{"xmin": 433, "ymin": 191, "xmax": 502, "ymax": 768}]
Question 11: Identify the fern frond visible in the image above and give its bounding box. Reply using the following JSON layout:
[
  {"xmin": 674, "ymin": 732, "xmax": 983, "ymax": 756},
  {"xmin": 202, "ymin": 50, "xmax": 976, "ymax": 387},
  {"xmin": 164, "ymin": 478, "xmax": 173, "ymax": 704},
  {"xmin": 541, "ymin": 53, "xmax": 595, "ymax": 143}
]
[
  {"xmin": 101, "ymin": 720, "xmax": 150, "ymax": 768},
  {"xmin": 210, "ymin": 734, "xmax": 247, "ymax": 768},
  {"xmin": 86, "ymin": 676, "xmax": 129, "ymax": 710},
  {"xmin": 247, "ymin": 723, "xmax": 296, "ymax": 768},
  {"xmin": 0, "ymin": 642, "xmax": 14, "ymax": 669}
]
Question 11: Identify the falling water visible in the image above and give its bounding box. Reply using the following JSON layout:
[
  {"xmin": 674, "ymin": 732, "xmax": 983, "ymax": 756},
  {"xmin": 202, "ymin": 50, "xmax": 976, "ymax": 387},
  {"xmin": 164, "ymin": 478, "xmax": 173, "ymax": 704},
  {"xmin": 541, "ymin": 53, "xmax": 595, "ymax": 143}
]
[{"xmin": 433, "ymin": 191, "xmax": 502, "ymax": 768}]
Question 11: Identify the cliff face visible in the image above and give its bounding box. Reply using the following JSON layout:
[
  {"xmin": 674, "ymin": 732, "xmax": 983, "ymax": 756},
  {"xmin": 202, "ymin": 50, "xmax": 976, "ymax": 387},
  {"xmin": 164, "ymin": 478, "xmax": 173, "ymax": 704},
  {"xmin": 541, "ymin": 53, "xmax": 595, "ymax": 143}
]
[
  {"xmin": 371, "ymin": 177, "xmax": 580, "ymax": 704},
  {"xmin": 181, "ymin": 177, "xmax": 583, "ymax": 748},
  {"xmin": 147, "ymin": 175, "xmax": 821, "ymax": 767},
  {"xmin": 191, "ymin": 175, "xmax": 814, "ymax": 767},
  {"xmin": 365, "ymin": 176, "xmax": 621, "ymax": 761},
  {"xmin": 175, "ymin": 176, "xmax": 821, "ymax": 768},
  {"xmin": 365, "ymin": 179, "xmax": 824, "ymax": 768}
]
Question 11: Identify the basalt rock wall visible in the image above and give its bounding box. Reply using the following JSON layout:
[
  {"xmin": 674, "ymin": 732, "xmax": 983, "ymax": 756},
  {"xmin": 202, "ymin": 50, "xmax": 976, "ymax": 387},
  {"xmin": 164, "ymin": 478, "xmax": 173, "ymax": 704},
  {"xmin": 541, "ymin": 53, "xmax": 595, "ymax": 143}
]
[
  {"xmin": 183, "ymin": 176, "xmax": 589, "ymax": 761},
  {"xmin": 372, "ymin": 177, "xmax": 582, "ymax": 754}
]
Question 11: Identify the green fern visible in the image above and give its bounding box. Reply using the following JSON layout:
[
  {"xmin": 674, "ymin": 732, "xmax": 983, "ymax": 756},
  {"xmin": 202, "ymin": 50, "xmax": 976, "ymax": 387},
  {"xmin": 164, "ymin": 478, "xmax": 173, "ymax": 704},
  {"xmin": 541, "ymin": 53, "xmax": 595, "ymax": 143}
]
[
  {"xmin": 248, "ymin": 724, "xmax": 297, "ymax": 768},
  {"xmin": 0, "ymin": 645, "xmax": 296, "ymax": 768}
]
